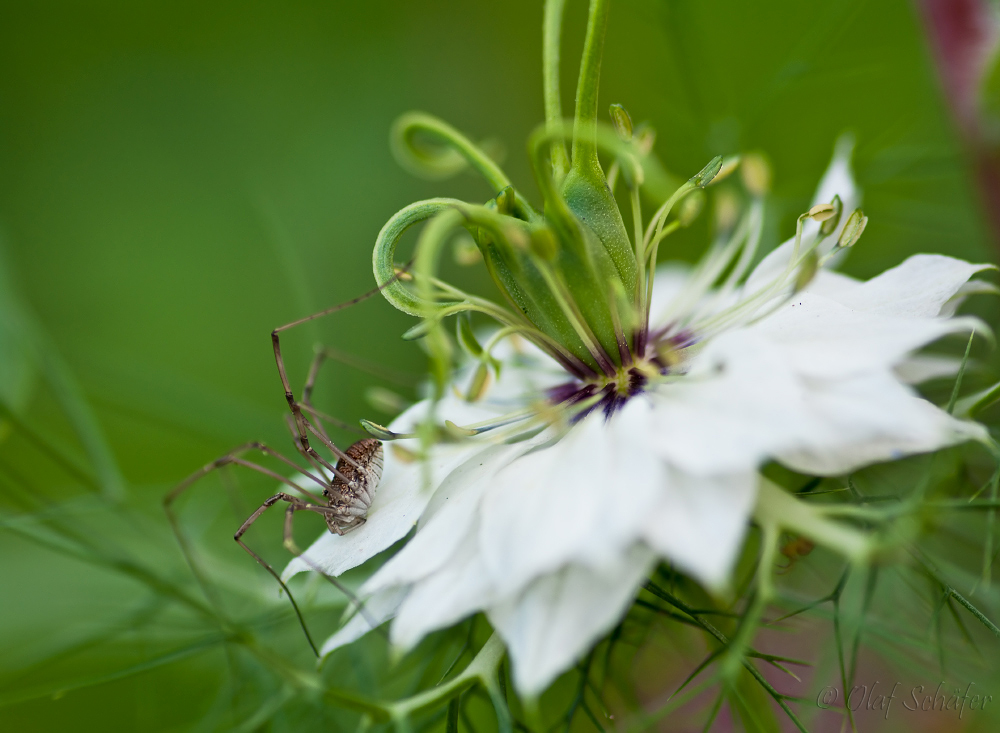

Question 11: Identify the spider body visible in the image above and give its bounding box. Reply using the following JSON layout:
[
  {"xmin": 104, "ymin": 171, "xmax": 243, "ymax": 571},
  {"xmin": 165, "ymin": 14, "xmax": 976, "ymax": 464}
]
[{"xmin": 325, "ymin": 438, "xmax": 384, "ymax": 534}]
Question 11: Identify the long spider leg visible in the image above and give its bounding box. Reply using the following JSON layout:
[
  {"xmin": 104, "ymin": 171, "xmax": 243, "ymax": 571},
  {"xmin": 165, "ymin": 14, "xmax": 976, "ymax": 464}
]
[
  {"xmin": 232, "ymin": 493, "xmax": 321, "ymax": 657},
  {"xmin": 278, "ymin": 503, "xmax": 385, "ymax": 635},
  {"xmin": 164, "ymin": 446, "xmax": 332, "ymax": 655},
  {"xmin": 300, "ymin": 350, "xmax": 374, "ymax": 441},
  {"xmin": 284, "ymin": 413, "xmax": 333, "ymax": 480},
  {"xmin": 269, "ymin": 265, "xmax": 413, "ymax": 475},
  {"xmin": 301, "ymin": 349, "xmax": 333, "ymax": 442}
]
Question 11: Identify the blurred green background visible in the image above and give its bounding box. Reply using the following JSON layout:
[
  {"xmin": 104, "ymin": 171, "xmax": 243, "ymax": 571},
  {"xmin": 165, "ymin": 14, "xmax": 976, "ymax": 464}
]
[{"xmin": 1, "ymin": 0, "xmax": 998, "ymax": 731}]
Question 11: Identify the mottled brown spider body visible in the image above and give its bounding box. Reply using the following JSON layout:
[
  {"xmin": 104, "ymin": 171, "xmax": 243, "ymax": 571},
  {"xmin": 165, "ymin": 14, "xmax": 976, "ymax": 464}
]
[{"xmin": 326, "ymin": 438, "xmax": 384, "ymax": 534}]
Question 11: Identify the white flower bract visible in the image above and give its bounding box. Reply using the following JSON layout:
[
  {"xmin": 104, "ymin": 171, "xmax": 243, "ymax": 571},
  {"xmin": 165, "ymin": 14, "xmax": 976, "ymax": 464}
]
[{"xmin": 283, "ymin": 147, "xmax": 992, "ymax": 696}]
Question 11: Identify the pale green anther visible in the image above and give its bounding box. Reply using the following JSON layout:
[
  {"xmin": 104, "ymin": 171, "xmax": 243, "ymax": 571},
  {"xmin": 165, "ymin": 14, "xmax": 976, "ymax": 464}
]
[
  {"xmin": 609, "ymin": 103, "xmax": 633, "ymax": 142},
  {"xmin": 820, "ymin": 194, "xmax": 843, "ymax": 237},
  {"xmin": 714, "ymin": 155, "xmax": 741, "ymax": 183},
  {"xmin": 805, "ymin": 202, "xmax": 836, "ymax": 222},
  {"xmin": 452, "ymin": 233, "xmax": 483, "ymax": 265},
  {"xmin": 740, "ymin": 152, "xmax": 771, "ymax": 196},
  {"xmin": 529, "ymin": 227, "xmax": 559, "ymax": 261},
  {"xmin": 360, "ymin": 419, "xmax": 413, "ymax": 441},
  {"xmin": 465, "ymin": 362, "xmax": 491, "ymax": 402},
  {"xmin": 838, "ymin": 208, "xmax": 868, "ymax": 248},
  {"xmin": 678, "ymin": 190, "xmax": 705, "ymax": 227},
  {"xmin": 495, "ymin": 186, "xmax": 516, "ymax": 216},
  {"xmin": 457, "ymin": 313, "xmax": 484, "ymax": 358},
  {"xmin": 692, "ymin": 155, "xmax": 724, "ymax": 188},
  {"xmin": 634, "ymin": 123, "xmax": 656, "ymax": 154}
]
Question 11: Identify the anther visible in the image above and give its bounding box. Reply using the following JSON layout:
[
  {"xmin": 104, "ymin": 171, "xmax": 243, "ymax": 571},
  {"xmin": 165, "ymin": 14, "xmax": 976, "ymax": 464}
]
[
  {"xmin": 820, "ymin": 194, "xmax": 842, "ymax": 236},
  {"xmin": 692, "ymin": 156, "xmax": 724, "ymax": 188},
  {"xmin": 609, "ymin": 103, "xmax": 633, "ymax": 142},
  {"xmin": 838, "ymin": 209, "xmax": 868, "ymax": 248},
  {"xmin": 360, "ymin": 419, "xmax": 416, "ymax": 441},
  {"xmin": 740, "ymin": 153, "xmax": 771, "ymax": 196}
]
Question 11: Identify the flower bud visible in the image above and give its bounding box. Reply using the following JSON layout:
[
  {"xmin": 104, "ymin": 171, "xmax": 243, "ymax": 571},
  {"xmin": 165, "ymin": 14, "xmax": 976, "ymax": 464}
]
[
  {"xmin": 740, "ymin": 152, "xmax": 771, "ymax": 196},
  {"xmin": 819, "ymin": 194, "xmax": 842, "ymax": 237},
  {"xmin": 692, "ymin": 155, "xmax": 724, "ymax": 188},
  {"xmin": 838, "ymin": 208, "xmax": 868, "ymax": 248},
  {"xmin": 609, "ymin": 103, "xmax": 633, "ymax": 142}
]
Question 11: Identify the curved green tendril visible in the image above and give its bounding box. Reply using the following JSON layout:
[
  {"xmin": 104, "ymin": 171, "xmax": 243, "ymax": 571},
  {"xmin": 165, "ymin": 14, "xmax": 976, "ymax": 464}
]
[
  {"xmin": 374, "ymin": 198, "xmax": 469, "ymax": 317},
  {"xmin": 391, "ymin": 112, "xmax": 536, "ymax": 219}
]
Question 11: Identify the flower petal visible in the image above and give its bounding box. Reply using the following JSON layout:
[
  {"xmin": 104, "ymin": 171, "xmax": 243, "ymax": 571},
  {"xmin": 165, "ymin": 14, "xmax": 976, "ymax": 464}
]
[
  {"xmin": 640, "ymin": 469, "xmax": 757, "ymax": 590},
  {"xmin": 774, "ymin": 371, "xmax": 987, "ymax": 475},
  {"xmin": 814, "ymin": 254, "xmax": 994, "ymax": 318},
  {"xmin": 488, "ymin": 545, "xmax": 655, "ymax": 697},
  {"xmin": 388, "ymin": 532, "xmax": 494, "ymax": 651},
  {"xmin": 282, "ymin": 396, "xmax": 500, "ymax": 581},
  {"xmin": 319, "ymin": 587, "xmax": 407, "ymax": 657},
  {"xmin": 752, "ymin": 292, "xmax": 979, "ymax": 380},
  {"xmin": 362, "ymin": 440, "xmax": 541, "ymax": 595},
  {"xmin": 478, "ymin": 408, "xmax": 664, "ymax": 599},
  {"xmin": 894, "ymin": 354, "xmax": 963, "ymax": 384}
]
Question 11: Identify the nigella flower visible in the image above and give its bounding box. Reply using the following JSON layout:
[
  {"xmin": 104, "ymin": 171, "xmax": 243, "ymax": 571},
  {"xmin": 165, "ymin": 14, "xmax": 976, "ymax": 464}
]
[{"xmin": 283, "ymin": 0, "xmax": 993, "ymax": 696}]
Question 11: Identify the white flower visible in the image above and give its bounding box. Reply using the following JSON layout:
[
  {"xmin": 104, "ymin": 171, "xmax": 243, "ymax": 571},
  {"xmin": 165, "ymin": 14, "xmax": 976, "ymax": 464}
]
[{"xmin": 283, "ymin": 145, "xmax": 992, "ymax": 696}]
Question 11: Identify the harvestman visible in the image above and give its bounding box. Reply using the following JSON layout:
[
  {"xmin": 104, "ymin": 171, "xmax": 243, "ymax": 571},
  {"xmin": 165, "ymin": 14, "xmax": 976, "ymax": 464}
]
[{"xmin": 164, "ymin": 274, "xmax": 410, "ymax": 654}]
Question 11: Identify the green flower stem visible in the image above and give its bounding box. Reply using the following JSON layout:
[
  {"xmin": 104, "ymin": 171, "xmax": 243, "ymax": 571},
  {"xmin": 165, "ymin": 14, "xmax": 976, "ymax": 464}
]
[
  {"xmin": 721, "ymin": 522, "xmax": 778, "ymax": 680},
  {"xmin": 543, "ymin": 0, "xmax": 570, "ymax": 183},
  {"xmin": 387, "ymin": 634, "xmax": 508, "ymax": 722},
  {"xmin": 643, "ymin": 181, "xmax": 695, "ymax": 254},
  {"xmin": 754, "ymin": 479, "xmax": 871, "ymax": 564},
  {"xmin": 572, "ymin": 0, "xmax": 610, "ymax": 171}
]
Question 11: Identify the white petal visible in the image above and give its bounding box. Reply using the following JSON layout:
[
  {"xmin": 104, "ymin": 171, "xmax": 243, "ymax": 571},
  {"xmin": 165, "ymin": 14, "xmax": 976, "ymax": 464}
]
[
  {"xmin": 488, "ymin": 545, "xmax": 655, "ymax": 697},
  {"xmin": 388, "ymin": 532, "xmax": 495, "ymax": 651},
  {"xmin": 640, "ymin": 469, "xmax": 757, "ymax": 590},
  {"xmin": 362, "ymin": 440, "xmax": 540, "ymax": 595},
  {"xmin": 894, "ymin": 354, "xmax": 963, "ymax": 384},
  {"xmin": 752, "ymin": 292, "xmax": 979, "ymax": 380},
  {"xmin": 282, "ymin": 396, "xmax": 499, "ymax": 581},
  {"xmin": 644, "ymin": 332, "xmax": 809, "ymax": 475},
  {"xmin": 817, "ymin": 254, "xmax": 994, "ymax": 318},
  {"xmin": 319, "ymin": 587, "xmax": 407, "ymax": 657},
  {"xmin": 478, "ymin": 408, "xmax": 664, "ymax": 599},
  {"xmin": 940, "ymin": 280, "xmax": 1000, "ymax": 317},
  {"xmin": 775, "ymin": 372, "xmax": 988, "ymax": 475}
]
